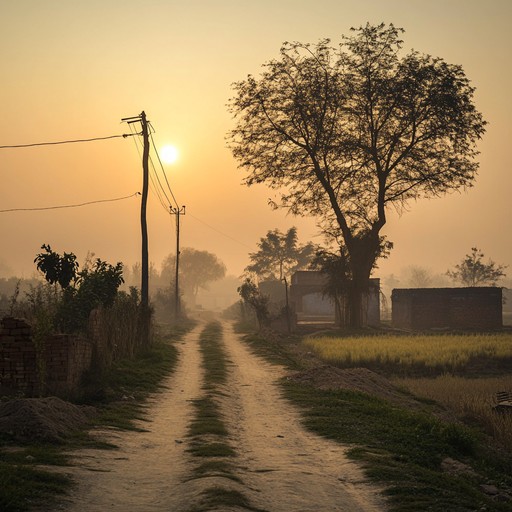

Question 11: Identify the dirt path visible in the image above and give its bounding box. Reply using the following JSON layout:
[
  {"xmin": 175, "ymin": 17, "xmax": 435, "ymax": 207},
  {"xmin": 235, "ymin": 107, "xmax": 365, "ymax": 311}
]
[
  {"xmin": 58, "ymin": 324, "xmax": 205, "ymax": 512},
  {"xmin": 220, "ymin": 322, "xmax": 384, "ymax": 512},
  {"xmin": 57, "ymin": 321, "xmax": 385, "ymax": 511}
]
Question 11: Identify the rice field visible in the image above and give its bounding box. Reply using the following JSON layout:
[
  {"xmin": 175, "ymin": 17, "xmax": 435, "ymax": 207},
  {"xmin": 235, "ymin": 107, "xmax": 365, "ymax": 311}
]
[{"xmin": 303, "ymin": 333, "xmax": 512, "ymax": 371}]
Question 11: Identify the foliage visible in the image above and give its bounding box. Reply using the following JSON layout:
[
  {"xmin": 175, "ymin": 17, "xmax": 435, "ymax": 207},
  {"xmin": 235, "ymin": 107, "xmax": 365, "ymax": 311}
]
[
  {"xmin": 57, "ymin": 258, "xmax": 124, "ymax": 333},
  {"xmin": 237, "ymin": 278, "xmax": 270, "ymax": 330},
  {"xmin": 246, "ymin": 227, "xmax": 316, "ymax": 281},
  {"xmin": 447, "ymin": 247, "xmax": 507, "ymax": 286},
  {"xmin": 406, "ymin": 265, "xmax": 434, "ymax": 287},
  {"xmin": 160, "ymin": 248, "xmax": 226, "ymax": 307},
  {"xmin": 32, "ymin": 245, "xmax": 125, "ymax": 333},
  {"xmin": 180, "ymin": 248, "xmax": 226, "ymax": 297},
  {"xmin": 228, "ymin": 23, "xmax": 486, "ymax": 326},
  {"xmin": 34, "ymin": 244, "xmax": 79, "ymax": 289}
]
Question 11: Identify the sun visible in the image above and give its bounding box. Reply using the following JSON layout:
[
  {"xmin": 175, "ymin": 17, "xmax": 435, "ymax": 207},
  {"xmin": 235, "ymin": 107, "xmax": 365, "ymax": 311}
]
[{"xmin": 160, "ymin": 144, "xmax": 179, "ymax": 164}]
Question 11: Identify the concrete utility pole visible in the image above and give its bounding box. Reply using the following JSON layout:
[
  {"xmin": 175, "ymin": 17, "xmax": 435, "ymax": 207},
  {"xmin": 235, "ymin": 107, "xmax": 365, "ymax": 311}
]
[
  {"xmin": 121, "ymin": 111, "xmax": 150, "ymax": 309},
  {"xmin": 170, "ymin": 205, "xmax": 186, "ymax": 318}
]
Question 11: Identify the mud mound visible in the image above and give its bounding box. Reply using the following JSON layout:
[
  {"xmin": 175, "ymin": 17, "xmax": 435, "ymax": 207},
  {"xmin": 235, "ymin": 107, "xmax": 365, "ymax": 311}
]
[
  {"xmin": 0, "ymin": 397, "xmax": 94, "ymax": 443},
  {"xmin": 287, "ymin": 366, "xmax": 424, "ymax": 409}
]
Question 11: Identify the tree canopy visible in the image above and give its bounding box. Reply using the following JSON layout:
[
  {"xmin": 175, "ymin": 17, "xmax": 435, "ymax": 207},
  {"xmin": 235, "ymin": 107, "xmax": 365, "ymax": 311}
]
[
  {"xmin": 245, "ymin": 227, "xmax": 315, "ymax": 281},
  {"xmin": 447, "ymin": 247, "xmax": 507, "ymax": 286},
  {"xmin": 228, "ymin": 23, "xmax": 486, "ymax": 326},
  {"xmin": 176, "ymin": 248, "xmax": 226, "ymax": 301}
]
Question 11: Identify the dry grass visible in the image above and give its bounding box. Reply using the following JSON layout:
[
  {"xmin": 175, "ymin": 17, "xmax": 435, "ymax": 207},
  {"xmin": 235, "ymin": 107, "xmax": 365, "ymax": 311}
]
[
  {"xmin": 303, "ymin": 333, "xmax": 512, "ymax": 370},
  {"xmin": 395, "ymin": 374, "xmax": 512, "ymax": 452}
]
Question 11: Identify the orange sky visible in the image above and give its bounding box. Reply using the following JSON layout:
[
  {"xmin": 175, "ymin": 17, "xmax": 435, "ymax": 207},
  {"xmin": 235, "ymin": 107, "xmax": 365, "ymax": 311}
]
[{"xmin": 1, "ymin": 0, "xmax": 511, "ymax": 285}]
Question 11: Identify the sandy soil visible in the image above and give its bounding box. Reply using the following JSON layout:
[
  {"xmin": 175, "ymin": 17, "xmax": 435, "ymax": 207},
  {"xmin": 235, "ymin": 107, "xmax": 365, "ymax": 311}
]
[{"xmin": 55, "ymin": 321, "xmax": 386, "ymax": 511}]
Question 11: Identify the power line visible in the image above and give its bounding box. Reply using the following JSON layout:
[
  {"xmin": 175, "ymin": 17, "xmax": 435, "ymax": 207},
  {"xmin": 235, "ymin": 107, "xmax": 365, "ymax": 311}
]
[
  {"xmin": 148, "ymin": 126, "xmax": 179, "ymax": 209},
  {"xmin": 187, "ymin": 212, "xmax": 253, "ymax": 250},
  {"xmin": 0, "ymin": 192, "xmax": 140, "ymax": 213},
  {"xmin": 149, "ymin": 153, "xmax": 173, "ymax": 207},
  {"xmin": 128, "ymin": 123, "xmax": 170, "ymax": 213},
  {"xmin": 0, "ymin": 133, "xmax": 138, "ymax": 150}
]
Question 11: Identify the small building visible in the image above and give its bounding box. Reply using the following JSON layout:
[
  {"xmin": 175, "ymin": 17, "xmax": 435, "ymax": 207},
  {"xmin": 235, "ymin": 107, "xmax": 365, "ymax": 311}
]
[
  {"xmin": 391, "ymin": 287, "xmax": 503, "ymax": 330},
  {"xmin": 289, "ymin": 271, "xmax": 380, "ymax": 327}
]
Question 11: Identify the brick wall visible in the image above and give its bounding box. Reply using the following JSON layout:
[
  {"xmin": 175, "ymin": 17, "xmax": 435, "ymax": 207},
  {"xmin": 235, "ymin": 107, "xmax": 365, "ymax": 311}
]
[
  {"xmin": 0, "ymin": 317, "xmax": 92, "ymax": 397},
  {"xmin": 0, "ymin": 317, "xmax": 38, "ymax": 395},
  {"xmin": 392, "ymin": 287, "xmax": 503, "ymax": 330}
]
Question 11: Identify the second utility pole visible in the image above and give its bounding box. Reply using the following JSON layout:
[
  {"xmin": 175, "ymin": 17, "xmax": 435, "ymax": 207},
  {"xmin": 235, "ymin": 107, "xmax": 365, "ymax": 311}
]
[{"xmin": 170, "ymin": 205, "xmax": 185, "ymax": 318}]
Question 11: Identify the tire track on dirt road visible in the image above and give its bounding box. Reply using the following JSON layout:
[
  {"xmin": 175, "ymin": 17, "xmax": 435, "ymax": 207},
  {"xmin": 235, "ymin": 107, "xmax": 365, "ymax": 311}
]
[
  {"xmin": 59, "ymin": 325, "xmax": 205, "ymax": 512},
  {"xmin": 220, "ymin": 321, "xmax": 386, "ymax": 512}
]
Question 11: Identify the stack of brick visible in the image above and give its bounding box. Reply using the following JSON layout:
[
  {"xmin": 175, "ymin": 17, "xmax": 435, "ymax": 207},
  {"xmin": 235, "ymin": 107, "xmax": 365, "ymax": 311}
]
[{"xmin": 0, "ymin": 317, "xmax": 38, "ymax": 396}]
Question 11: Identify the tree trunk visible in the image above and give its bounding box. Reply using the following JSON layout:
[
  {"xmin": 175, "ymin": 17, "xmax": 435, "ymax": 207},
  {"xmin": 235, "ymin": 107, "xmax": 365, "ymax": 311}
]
[{"xmin": 345, "ymin": 235, "xmax": 380, "ymax": 328}]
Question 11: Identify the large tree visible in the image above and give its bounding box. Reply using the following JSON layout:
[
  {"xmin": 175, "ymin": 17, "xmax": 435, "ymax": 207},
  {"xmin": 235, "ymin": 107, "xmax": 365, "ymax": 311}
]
[
  {"xmin": 246, "ymin": 227, "xmax": 315, "ymax": 281},
  {"xmin": 228, "ymin": 23, "xmax": 486, "ymax": 327}
]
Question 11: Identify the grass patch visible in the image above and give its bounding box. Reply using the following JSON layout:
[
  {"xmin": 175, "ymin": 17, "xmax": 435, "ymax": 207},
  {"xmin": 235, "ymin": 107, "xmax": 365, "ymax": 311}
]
[
  {"xmin": 199, "ymin": 322, "xmax": 229, "ymax": 389},
  {"xmin": 0, "ymin": 460, "xmax": 72, "ymax": 512},
  {"xmin": 242, "ymin": 331, "xmax": 303, "ymax": 370},
  {"xmin": 190, "ymin": 460, "xmax": 241, "ymax": 482},
  {"xmin": 188, "ymin": 398, "xmax": 229, "ymax": 437},
  {"xmin": 83, "ymin": 336, "xmax": 180, "ymax": 431},
  {"xmin": 190, "ymin": 486, "xmax": 268, "ymax": 512},
  {"xmin": 187, "ymin": 323, "xmax": 235, "ymax": 466},
  {"xmin": 187, "ymin": 442, "xmax": 236, "ymax": 458}
]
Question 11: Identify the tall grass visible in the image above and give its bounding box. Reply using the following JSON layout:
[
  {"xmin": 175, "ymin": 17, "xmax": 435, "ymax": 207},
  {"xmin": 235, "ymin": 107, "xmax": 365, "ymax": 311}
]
[{"xmin": 304, "ymin": 333, "xmax": 512, "ymax": 372}]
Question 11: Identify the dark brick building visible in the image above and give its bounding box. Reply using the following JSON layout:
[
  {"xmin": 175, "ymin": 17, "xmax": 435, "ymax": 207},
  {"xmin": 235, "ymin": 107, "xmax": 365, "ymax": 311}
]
[{"xmin": 392, "ymin": 287, "xmax": 502, "ymax": 330}]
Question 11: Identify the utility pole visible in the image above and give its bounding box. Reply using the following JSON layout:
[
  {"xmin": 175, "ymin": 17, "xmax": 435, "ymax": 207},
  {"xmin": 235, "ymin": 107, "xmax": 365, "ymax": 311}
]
[
  {"xmin": 121, "ymin": 111, "xmax": 150, "ymax": 309},
  {"xmin": 170, "ymin": 205, "xmax": 186, "ymax": 318},
  {"xmin": 140, "ymin": 112, "xmax": 150, "ymax": 309}
]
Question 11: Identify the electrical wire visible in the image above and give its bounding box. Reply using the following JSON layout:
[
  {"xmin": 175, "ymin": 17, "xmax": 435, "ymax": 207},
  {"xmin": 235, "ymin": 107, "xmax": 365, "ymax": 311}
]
[
  {"xmin": 0, "ymin": 192, "xmax": 140, "ymax": 213},
  {"xmin": 128, "ymin": 123, "xmax": 170, "ymax": 214},
  {"xmin": 149, "ymin": 153, "xmax": 173, "ymax": 207},
  {"xmin": 187, "ymin": 212, "xmax": 253, "ymax": 250},
  {"xmin": 0, "ymin": 133, "xmax": 138, "ymax": 149},
  {"xmin": 148, "ymin": 124, "xmax": 179, "ymax": 209}
]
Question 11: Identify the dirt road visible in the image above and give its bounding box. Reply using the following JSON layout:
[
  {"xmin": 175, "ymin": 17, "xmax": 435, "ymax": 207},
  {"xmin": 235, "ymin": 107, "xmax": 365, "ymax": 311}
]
[{"xmin": 59, "ymin": 322, "xmax": 385, "ymax": 511}]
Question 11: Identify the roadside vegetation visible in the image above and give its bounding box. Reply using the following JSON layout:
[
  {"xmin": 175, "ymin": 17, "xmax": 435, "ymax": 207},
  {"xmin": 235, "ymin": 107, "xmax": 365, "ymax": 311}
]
[{"xmin": 240, "ymin": 327, "xmax": 512, "ymax": 511}]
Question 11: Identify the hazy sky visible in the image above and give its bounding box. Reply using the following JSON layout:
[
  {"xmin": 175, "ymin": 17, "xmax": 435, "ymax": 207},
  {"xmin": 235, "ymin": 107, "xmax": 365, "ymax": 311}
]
[{"xmin": 1, "ymin": 0, "xmax": 511, "ymax": 283}]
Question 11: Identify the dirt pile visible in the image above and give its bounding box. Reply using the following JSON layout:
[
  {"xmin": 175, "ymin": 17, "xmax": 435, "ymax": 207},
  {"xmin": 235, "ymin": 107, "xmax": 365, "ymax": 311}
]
[
  {"xmin": 287, "ymin": 366, "xmax": 427, "ymax": 410},
  {"xmin": 0, "ymin": 396, "xmax": 94, "ymax": 443}
]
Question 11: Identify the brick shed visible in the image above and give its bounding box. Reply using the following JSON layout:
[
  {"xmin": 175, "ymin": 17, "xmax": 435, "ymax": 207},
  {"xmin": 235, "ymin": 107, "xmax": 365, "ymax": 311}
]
[{"xmin": 391, "ymin": 287, "xmax": 502, "ymax": 330}]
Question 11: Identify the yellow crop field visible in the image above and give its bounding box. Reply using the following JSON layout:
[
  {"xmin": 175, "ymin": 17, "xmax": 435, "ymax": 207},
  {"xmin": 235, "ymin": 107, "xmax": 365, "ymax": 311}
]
[{"xmin": 303, "ymin": 333, "xmax": 512, "ymax": 369}]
